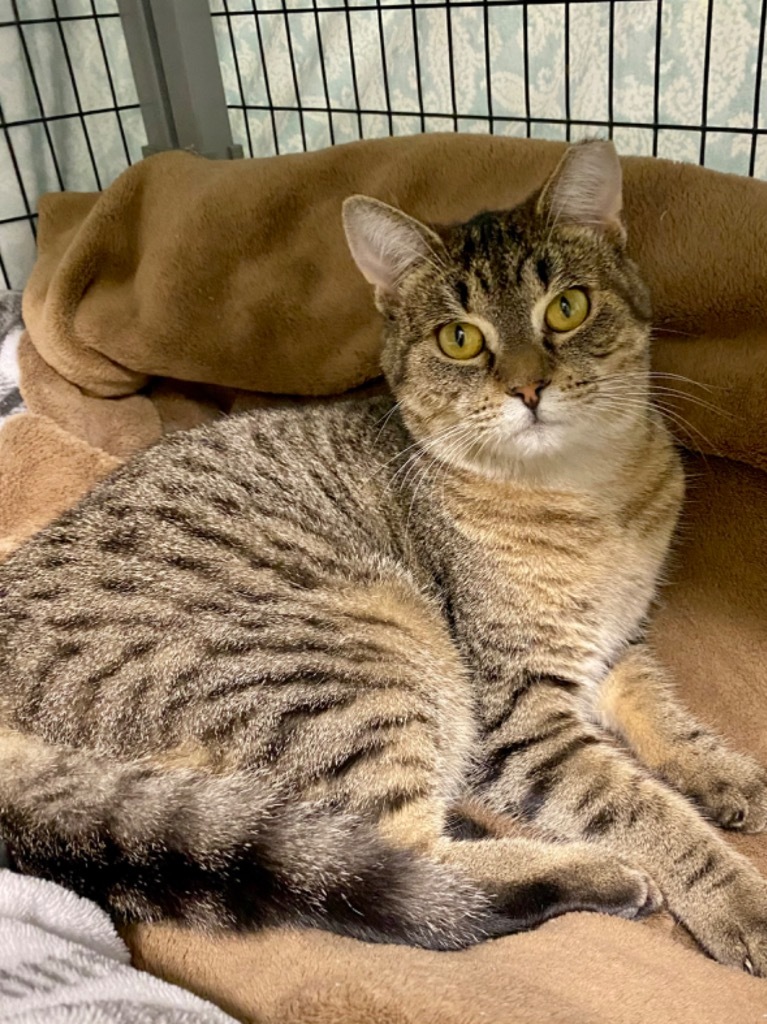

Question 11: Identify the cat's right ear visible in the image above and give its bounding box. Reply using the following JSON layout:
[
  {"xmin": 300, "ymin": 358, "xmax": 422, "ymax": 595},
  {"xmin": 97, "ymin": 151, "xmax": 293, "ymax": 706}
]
[
  {"xmin": 342, "ymin": 196, "xmax": 442, "ymax": 299},
  {"xmin": 536, "ymin": 140, "xmax": 625, "ymax": 244}
]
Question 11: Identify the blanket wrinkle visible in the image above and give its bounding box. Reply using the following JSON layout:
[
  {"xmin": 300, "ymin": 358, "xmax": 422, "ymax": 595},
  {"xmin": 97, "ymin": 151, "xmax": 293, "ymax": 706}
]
[{"xmin": 1, "ymin": 133, "xmax": 766, "ymax": 1023}]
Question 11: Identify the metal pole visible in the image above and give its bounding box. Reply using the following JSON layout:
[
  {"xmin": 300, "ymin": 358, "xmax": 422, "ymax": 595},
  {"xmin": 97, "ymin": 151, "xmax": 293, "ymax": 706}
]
[{"xmin": 116, "ymin": 0, "xmax": 243, "ymax": 160}]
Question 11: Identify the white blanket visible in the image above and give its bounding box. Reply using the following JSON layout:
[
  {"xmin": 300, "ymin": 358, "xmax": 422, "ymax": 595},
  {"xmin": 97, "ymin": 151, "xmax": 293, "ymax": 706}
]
[{"xmin": 0, "ymin": 869, "xmax": 237, "ymax": 1024}]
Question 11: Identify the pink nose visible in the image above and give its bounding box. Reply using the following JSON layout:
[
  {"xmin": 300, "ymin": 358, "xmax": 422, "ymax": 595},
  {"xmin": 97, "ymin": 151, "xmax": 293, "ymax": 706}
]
[{"xmin": 509, "ymin": 380, "xmax": 550, "ymax": 411}]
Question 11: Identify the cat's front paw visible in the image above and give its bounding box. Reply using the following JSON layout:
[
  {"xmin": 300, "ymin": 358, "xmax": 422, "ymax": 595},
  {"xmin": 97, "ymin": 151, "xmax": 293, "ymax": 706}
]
[
  {"xmin": 683, "ymin": 870, "xmax": 767, "ymax": 976},
  {"xmin": 551, "ymin": 847, "xmax": 663, "ymax": 921},
  {"xmin": 687, "ymin": 753, "xmax": 767, "ymax": 833},
  {"xmin": 663, "ymin": 742, "xmax": 767, "ymax": 834}
]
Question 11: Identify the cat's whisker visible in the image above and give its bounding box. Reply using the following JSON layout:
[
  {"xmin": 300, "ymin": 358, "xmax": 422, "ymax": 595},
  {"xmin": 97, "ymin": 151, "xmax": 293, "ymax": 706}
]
[
  {"xmin": 590, "ymin": 392, "xmax": 722, "ymax": 456},
  {"xmin": 392, "ymin": 422, "xmax": 474, "ymax": 491},
  {"xmin": 647, "ymin": 371, "xmax": 722, "ymax": 393},
  {"xmin": 597, "ymin": 369, "xmax": 721, "ymax": 395},
  {"xmin": 371, "ymin": 418, "xmax": 468, "ymax": 483},
  {"xmin": 393, "ymin": 448, "xmax": 431, "ymax": 490},
  {"xmin": 649, "ymin": 390, "xmax": 728, "ymax": 418},
  {"xmin": 652, "ymin": 403, "xmax": 722, "ymax": 456},
  {"xmin": 650, "ymin": 325, "xmax": 699, "ymax": 339},
  {"xmin": 425, "ymin": 424, "xmax": 477, "ymax": 468},
  {"xmin": 422, "ymin": 427, "xmax": 477, "ymax": 482},
  {"xmin": 418, "ymin": 430, "xmax": 483, "ymax": 517},
  {"xmin": 596, "ymin": 372, "xmax": 731, "ymax": 414},
  {"xmin": 395, "ymin": 419, "xmax": 473, "ymax": 475},
  {"xmin": 595, "ymin": 383, "xmax": 733, "ymax": 421},
  {"xmin": 406, "ymin": 431, "xmax": 477, "ymax": 526},
  {"xmin": 373, "ymin": 401, "xmax": 402, "ymax": 441},
  {"xmin": 405, "ymin": 437, "xmax": 457, "ymax": 525},
  {"xmin": 646, "ymin": 390, "xmax": 736, "ymax": 420}
]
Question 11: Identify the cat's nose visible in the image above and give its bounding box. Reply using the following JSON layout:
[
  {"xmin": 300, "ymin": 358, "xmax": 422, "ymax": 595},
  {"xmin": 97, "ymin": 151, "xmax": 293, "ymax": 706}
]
[{"xmin": 509, "ymin": 379, "xmax": 551, "ymax": 410}]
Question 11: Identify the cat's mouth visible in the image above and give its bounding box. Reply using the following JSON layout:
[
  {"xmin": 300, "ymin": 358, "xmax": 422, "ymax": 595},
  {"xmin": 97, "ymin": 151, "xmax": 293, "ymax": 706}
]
[
  {"xmin": 487, "ymin": 396, "xmax": 572, "ymax": 462},
  {"xmin": 507, "ymin": 418, "xmax": 564, "ymax": 450},
  {"xmin": 502, "ymin": 396, "xmax": 560, "ymax": 434},
  {"xmin": 518, "ymin": 409, "xmax": 558, "ymax": 429}
]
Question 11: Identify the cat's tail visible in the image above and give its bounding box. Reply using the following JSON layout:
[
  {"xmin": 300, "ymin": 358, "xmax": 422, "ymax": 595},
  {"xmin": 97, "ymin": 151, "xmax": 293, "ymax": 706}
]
[{"xmin": 0, "ymin": 727, "xmax": 510, "ymax": 950}]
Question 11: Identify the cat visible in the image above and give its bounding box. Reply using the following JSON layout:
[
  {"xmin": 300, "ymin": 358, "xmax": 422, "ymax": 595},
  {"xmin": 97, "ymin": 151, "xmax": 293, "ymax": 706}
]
[{"xmin": 1, "ymin": 140, "xmax": 766, "ymax": 972}]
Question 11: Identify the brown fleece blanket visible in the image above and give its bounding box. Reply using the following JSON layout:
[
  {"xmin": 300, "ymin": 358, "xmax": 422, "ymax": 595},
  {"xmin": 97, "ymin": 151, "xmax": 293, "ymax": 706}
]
[{"xmin": 3, "ymin": 135, "xmax": 767, "ymax": 1021}]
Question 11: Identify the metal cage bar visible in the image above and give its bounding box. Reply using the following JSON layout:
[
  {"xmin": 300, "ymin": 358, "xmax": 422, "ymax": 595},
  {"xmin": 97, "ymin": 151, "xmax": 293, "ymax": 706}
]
[
  {"xmin": 213, "ymin": 0, "xmax": 767, "ymax": 169},
  {"xmin": 0, "ymin": 2, "xmax": 144, "ymax": 289},
  {"xmin": 3, "ymin": 0, "xmax": 767, "ymax": 293},
  {"xmin": 116, "ymin": 0, "xmax": 242, "ymax": 158}
]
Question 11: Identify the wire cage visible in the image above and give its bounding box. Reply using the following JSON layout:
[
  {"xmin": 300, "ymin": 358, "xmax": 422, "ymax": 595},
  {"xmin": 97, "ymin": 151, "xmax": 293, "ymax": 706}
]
[{"xmin": 2, "ymin": 0, "xmax": 767, "ymax": 291}]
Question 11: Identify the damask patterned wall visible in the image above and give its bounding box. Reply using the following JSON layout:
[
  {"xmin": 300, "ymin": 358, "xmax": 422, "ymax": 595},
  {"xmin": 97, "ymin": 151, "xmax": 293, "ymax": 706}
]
[
  {"xmin": 212, "ymin": 0, "xmax": 767, "ymax": 178},
  {"xmin": 1, "ymin": 0, "xmax": 766, "ymax": 288},
  {"xmin": 0, "ymin": 0, "xmax": 145, "ymax": 287}
]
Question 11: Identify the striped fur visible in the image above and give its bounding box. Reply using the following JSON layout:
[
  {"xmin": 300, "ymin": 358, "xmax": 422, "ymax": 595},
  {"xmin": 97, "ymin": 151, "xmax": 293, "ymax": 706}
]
[{"xmin": 1, "ymin": 142, "xmax": 766, "ymax": 967}]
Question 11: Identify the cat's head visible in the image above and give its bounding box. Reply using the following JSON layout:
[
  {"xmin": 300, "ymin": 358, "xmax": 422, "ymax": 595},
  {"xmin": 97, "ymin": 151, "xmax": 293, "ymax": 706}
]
[{"xmin": 343, "ymin": 140, "xmax": 652, "ymax": 481}]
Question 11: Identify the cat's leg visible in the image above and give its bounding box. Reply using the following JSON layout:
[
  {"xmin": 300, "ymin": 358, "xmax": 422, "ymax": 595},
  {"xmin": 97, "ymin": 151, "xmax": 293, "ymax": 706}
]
[
  {"xmin": 473, "ymin": 678, "xmax": 767, "ymax": 974},
  {"xmin": 245, "ymin": 578, "xmax": 659, "ymax": 940},
  {"xmin": 377, "ymin": 796, "xmax": 661, "ymax": 928},
  {"xmin": 595, "ymin": 644, "xmax": 767, "ymax": 832}
]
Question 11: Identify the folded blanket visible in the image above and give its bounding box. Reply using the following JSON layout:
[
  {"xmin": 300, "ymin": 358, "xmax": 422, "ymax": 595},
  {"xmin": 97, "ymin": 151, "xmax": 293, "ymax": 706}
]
[
  {"xmin": 0, "ymin": 869, "xmax": 237, "ymax": 1024},
  {"xmin": 17, "ymin": 135, "xmax": 767, "ymax": 469},
  {"xmin": 3, "ymin": 135, "xmax": 767, "ymax": 1023}
]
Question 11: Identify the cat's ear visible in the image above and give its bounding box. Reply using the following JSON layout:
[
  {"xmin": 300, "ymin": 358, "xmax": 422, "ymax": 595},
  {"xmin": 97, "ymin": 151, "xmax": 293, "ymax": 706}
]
[
  {"xmin": 537, "ymin": 140, "xmax": 625, "ymax": 243},
  {"xmin": 342, "ymin": 196, "xmax": 443, "ymax": 298}
]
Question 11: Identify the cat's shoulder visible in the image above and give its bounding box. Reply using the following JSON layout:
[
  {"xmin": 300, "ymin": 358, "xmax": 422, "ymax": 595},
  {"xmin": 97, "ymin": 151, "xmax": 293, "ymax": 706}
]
[{"xmin": 185, "ymin": 392, "xmax": 406, "ymax": 460}]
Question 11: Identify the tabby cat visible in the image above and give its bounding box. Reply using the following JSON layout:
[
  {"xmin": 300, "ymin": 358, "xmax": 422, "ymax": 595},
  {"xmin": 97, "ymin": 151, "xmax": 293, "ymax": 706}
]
[{"xmin": 1, "ymin": 141, "xmax": 766, "ymax": 972}]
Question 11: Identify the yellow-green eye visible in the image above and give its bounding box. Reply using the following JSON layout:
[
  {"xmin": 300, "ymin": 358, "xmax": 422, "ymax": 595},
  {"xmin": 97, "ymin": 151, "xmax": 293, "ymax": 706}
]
[
  {"xmin": 437, "ymin": 321, "xmax": 485, "ymax": 360},
  {"xmin": 545, "ymin": 288, "xmax": 590, "ymax": 333}
]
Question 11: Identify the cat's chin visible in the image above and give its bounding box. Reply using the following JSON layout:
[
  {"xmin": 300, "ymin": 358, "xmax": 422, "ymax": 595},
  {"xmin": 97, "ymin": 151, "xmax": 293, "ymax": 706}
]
[
  {"xmin": 498, "ymin": 399, "xmax": 571, "ymax": 458},
  {"xmin": 447, "ymin": 418, "xmax": 617, "ymax": 488},
  {"xmin": 498, "ymin": 422, "xmax": 567, "ymax": 464},
  {"xmin": 442, "ymin": 422, "xmax": 570, "ymax": 480}
]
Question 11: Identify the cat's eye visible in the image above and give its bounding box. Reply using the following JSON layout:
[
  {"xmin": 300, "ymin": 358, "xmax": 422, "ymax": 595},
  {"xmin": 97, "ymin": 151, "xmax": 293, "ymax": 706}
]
[
  {"xmin": 544, "ymin": 288, "xmax": 590, "ymax": 333},
  {"xmin": 437, "ymin": 321, "xmax": 485, "ymax": 360}
]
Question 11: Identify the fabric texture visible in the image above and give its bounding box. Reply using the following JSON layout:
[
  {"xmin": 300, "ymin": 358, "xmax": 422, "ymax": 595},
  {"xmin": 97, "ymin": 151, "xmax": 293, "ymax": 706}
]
[
  {"xmin": 0, "ymin": 291, "xmax": 24, "ymax": 424},
  {"xmin": 0, "ymin": 869, "xmax": 237, "ymax": 1024},
  {"xmin": 2, "ymin": 135, "xmax": 767, "ymax": 1022}
]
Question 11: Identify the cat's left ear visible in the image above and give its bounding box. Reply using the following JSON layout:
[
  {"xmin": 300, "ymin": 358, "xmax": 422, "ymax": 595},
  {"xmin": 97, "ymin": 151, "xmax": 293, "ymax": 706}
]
[
  {"xmin": 537, "ymin": 140, "xmax": 625, "ymax": 244},
  {"xmin": 342, "ymin": 196, "xmax": 443, "ymax": 299}
]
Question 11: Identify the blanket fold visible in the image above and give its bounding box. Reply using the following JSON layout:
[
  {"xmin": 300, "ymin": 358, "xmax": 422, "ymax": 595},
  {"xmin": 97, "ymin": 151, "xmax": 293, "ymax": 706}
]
[
  {"xmin": 2, "ymin": 133, "xmax": 767, "ymax": 1022},
  {"xmin": 18, "ymin": 135, "xmax": 767, "ymax": 469}
]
